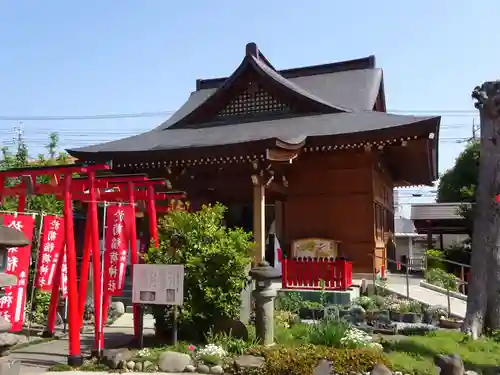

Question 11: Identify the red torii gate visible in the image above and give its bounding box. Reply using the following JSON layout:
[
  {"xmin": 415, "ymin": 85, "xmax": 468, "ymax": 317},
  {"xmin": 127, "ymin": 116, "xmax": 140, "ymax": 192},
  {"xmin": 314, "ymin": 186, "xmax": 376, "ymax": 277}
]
[{"xmin": 0, "ymin": 163, "xmax": 184, "ymax": 365}]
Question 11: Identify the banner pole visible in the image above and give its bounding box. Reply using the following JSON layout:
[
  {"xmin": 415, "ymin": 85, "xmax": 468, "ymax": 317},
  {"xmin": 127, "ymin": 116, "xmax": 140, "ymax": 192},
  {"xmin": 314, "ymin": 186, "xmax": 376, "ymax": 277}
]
[
  {"xmin": 26, "ymin": 212, "xmax": 45, "ymax": 340},
  {"xmin": 97, "ymin": 202, "xmax": 108, "ymax": 357}
]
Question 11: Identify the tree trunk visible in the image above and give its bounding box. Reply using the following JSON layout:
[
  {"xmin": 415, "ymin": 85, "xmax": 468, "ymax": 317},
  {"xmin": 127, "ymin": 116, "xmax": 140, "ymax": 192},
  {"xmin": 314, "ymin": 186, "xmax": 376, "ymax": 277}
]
[{"xmin": 464, "ymin": 82, "xmax": 500, "ymax": 337}]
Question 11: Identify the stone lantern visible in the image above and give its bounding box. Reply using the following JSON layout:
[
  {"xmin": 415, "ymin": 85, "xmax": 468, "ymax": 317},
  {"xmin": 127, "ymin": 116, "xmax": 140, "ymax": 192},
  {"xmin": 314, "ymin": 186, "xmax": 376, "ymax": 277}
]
[
  {"xmin": 0, "ymin": 224, "xmax": 30, "ymax": 332},
  {"xmin": 249, "ymin": 261, "xmax": 280, "ymax": 346},
  {"xmin": 0, "ymin": 222, "xmax": 30, "ymax": 375}
]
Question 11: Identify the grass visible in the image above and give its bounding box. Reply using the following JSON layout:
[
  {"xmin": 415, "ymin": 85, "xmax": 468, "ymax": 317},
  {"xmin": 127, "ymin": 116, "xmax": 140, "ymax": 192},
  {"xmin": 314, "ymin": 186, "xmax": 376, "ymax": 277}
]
[{"xmin": 384, "ymin": 330, "xmax": 500, "ymax": 375}]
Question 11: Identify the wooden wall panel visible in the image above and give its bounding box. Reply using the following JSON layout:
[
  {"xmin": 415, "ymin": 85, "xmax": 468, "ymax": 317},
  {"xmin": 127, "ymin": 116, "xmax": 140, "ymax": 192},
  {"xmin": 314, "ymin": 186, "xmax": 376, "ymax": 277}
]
[{"xmin": 283, "ymin": 151, "xmax": 377, "ymax": 272}]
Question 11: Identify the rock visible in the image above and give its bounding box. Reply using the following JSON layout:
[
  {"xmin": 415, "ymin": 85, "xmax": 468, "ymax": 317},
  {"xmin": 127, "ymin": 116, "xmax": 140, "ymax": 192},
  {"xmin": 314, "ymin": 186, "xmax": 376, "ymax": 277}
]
[
  {"xmin": 134, "ymin": 361, "xmax": 143, "ymax": 371},
  {"xmin": 434, "ymin": 354, "xmax": 464, "ymax": 375},
  {"xmin": 143, "ymin": 360, "xmax": 153, "ymax": 370},
  {"xmin": 112, "ymin": 301, "xmax": 125, "ymax": 315},
  {"xmin": 158, "ymin": 351, "xmax": 193, "ymax": 372},
  {"xmin": 0, "ymin": 358, "xmax": 20, "ymax": 375},
  {"xmin": 234, "ymin": 355, "xmax": 265, "ymax": 370},
  {"xmin": 102, "ymin": 348, "xmax": 132, "ymax": 369},
  {"xmin": 126, "ymin": 360, "xmax": 135, "ymax": 369},
  {"xmin": 465, "ymin": 371, "xmax": 479, "ymax": 375},
  {"xmin": 212, "ymin": 318, "xmax": 249, "ymax": 341},
  {"xmin": 0, "ymin": 333, "xmax": 25, "ymax": 347},
  {"xmin": 370, "ymin": 364, "xmax": 392, "ymax": 375},
  {"xmin": 197, "ymin": 364, "xmax": 210, "ymax": 373},
  {"xmin": 210, "ymin": 365, "xmax": 224, "ymax": 374},
  {"xmin": 395, "ymin": 372, "xmax": 403, "ymax": 375},
  {"xmin": 184, "ymin": 364, "xmax": 196, "ymax": 372},
  {"xmin": 314, "ymin": 359, "xmax": 334, "ymax": 375},
  {"xmin": 0, "ymin": 317, "xmax": 10, "ymax": 333}
]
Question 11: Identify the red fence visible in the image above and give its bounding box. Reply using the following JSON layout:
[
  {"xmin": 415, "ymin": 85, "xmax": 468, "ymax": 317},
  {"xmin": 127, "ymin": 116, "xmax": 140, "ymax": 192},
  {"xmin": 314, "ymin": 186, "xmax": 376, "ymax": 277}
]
[{"xmin": 281, "ymin": 256, "xmax": 353, "ymax": 291}]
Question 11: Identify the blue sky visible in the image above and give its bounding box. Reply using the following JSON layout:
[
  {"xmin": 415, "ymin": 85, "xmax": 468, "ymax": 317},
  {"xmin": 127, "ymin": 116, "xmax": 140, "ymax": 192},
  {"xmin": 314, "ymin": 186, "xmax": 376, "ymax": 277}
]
[{"xmin": 0, "ymin": 1, "xmax": 497, "ymax": 208}]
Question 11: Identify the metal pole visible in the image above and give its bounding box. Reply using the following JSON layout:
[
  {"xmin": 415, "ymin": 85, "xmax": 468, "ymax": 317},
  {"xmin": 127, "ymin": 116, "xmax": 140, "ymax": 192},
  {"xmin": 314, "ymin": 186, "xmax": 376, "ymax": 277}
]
[
  {"xmin": 27, "ymin": 213, "xmax": 45, "ymax": 340},
  {"xmin": 460, "ymin": 266, "xmax": 465, "ymax": 294},
  {"xmin": 97, "ymin": 202, "xmax": 108, "ymax": 356},
  {"xmin": 172, "ymin": 306, "xmax": 178, "ymax": 345},
  {"xmin": 447, "ymin": 287, "xmax": 451, "ymax": 318},
  {"xmin": 63, "ymin": 297, "xmax": 68, "ymax": 334},
  {"xmin": 405, "ymin": 259, "xmax": 410, "ymax": 300}
]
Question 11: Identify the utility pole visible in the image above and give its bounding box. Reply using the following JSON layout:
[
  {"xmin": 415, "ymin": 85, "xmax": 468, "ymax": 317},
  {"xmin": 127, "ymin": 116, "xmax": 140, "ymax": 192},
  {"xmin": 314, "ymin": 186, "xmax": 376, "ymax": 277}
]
[{"xmin": 472, "ymin": 118, "xmax": 480, "ymax": 140}]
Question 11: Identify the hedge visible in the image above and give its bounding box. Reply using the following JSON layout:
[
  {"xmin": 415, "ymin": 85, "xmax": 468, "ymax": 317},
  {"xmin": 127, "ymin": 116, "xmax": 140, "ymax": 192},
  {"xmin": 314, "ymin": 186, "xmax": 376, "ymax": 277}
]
[{"xmin": 245, "ymin": 345, "xmax": 389, "ymax": 375}]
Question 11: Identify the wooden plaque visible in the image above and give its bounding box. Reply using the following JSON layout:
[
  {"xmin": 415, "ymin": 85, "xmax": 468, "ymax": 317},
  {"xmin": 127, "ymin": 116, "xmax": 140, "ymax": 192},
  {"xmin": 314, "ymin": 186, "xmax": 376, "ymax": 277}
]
[{"xmin": 292, "ymin": 238, "xmax": 339, "ymax": 259}]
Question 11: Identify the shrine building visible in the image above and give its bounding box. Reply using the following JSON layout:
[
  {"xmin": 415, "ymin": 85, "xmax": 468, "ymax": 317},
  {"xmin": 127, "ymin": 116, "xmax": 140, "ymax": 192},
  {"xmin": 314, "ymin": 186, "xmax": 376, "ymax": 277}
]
[{"xmin": 67, "ymin": 42, "xmax": 441, "ymax": 274}]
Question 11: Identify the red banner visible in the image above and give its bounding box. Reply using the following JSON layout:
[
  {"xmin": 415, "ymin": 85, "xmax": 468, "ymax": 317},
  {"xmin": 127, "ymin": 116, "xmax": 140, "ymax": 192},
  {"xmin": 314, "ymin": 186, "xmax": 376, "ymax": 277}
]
[
  {"xmin": 60, "ymin": 253, "xmax": 68, "ymax": 298},
  {"xmin": 103, "ymin": 205, "xmax": 133, "ymax": 296},
  {"xmin": 0, "ymin": 214, "xmax": 35, "ymax": 332},
  {"xmin": 35, "ymin": 216, "xmax": 66, "ymax": 293}
]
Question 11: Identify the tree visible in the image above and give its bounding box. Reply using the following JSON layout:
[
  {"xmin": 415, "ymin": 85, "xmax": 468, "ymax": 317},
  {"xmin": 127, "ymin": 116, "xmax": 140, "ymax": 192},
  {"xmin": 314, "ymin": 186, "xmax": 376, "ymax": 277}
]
[
  {"xmin": 437, "ymin": 140, "xmax": 479, "ymax": 237},
  {"xmin": 143, "ymin": 203, "xmax": 253, "ymax": 341},
  {"xmin": 463, "ymin": 81, "xmax": 500, "ymax": 338},
  {"xmin": 0, "ymin": 132, "xmax": 70, "ymax": 322},
  {"xmin": 0, "ymin": 132, "xmax": 69, "ymax": 214}
]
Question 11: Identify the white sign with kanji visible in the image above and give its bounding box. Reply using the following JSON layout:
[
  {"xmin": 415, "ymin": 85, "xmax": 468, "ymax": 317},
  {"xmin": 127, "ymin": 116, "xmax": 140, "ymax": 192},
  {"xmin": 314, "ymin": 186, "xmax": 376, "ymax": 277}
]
[{"xmin": 132, "ymin": 264, "xmax": 184, "ymax": 306}]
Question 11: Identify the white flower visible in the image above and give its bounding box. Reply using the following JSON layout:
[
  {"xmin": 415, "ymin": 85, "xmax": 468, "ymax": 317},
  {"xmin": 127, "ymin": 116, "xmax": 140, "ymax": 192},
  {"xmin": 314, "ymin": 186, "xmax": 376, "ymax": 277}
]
[
  {"xmin": 195, "ymin": 344, "xmax": 227, "ymax": 360},
  {"xmin": 367, "ymin": 342, "xmax": 383, "ymax": 351},
  {"xmin": 136, "ymin": 348, "xmax": 152, "ymax": 358},
  {"xmin": 340, "ymin": 328, "xmax": 373, "ymax": 348}
]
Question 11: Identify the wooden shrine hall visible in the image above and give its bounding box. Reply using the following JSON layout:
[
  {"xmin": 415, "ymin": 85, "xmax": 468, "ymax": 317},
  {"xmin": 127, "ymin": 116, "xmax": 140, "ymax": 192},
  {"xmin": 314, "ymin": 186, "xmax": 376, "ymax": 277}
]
[{"xmin": 68, "ymin": 42, "xmax": 441, "ymax": 275}]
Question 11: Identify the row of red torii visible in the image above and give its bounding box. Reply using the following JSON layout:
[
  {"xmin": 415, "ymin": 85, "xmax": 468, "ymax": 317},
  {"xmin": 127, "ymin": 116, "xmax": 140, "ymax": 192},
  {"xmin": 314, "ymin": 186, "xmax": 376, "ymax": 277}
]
[{"xmin": 0, "ymin": 162, "xmax": 185, "ymax": 366}]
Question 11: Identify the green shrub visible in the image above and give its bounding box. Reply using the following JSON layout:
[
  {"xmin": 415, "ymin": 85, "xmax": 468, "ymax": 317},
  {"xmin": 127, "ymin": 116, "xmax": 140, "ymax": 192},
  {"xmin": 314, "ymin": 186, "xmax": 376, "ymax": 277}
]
[
  {"xmin": 426, "ymin": 268, "xmax": 459, "ymax": 291},
  {"xmin": 27, "ymin": 291, "xmax": 51, "ymax": 324},
  {"xmin": 355, "ymin": 296, "xmax": 375, "ymax": 310},
  {"xmin": 275, "ymin": 292, "xmax": 303, "ymax": 313},
  {"xmin": 246, "ymin": 345, "xmax": 389, "ymax": 375},
  {"xmin": 143, "ymin": 204, "xmax": 253, "ymax": 339},
  {"xmin": 306, "ymin": 319, "xmax": 350, "ymax": 346},
  {"xmin": 205, "ymin": 329, "xmax": 258, "ymax": 355},
  {"xmin": 274, "ymin": 322, "xmax": 308, "ymax": 346},
  {"xmin": 426, "ymin": 249, "xmax": 445, "ymax": 270}
]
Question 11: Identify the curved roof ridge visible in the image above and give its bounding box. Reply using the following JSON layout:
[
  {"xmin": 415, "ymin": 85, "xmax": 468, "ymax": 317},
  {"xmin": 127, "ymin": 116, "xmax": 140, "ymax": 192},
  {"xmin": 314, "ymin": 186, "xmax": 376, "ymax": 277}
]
[
  {"xmin": 197, "ymin": 54, "xmax": 377, "ymax": 90},
  {"xmin": 248, "ymin": 55, "xmax": 350, "ymax": 113},
  {"xmin": 167, "ymin": 50, "xmax": 350, "ymax": 129}
]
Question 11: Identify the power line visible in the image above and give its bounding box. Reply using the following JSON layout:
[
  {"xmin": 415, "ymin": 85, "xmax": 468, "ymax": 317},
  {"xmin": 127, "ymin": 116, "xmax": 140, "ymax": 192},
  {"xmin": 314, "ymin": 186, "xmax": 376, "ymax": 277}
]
[{"xmin": 0, "ymin": 109, "xmax": 481, "ymax": 122}]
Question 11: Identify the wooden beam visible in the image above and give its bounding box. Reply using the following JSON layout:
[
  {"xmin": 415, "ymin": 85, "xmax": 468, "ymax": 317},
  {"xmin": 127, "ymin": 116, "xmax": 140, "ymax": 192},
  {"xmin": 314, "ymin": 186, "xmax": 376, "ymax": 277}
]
[
  {"xmin": 266, "ymin": 148, "xmax": 300, "ymax": 163},
  {"xmin": 252, "ymin": 181, "xmax": 266, "ymax": 263}
]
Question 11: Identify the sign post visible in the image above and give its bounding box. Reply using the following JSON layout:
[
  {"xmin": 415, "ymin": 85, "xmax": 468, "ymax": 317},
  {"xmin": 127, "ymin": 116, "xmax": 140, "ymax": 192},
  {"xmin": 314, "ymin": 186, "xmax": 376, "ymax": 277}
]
[{"xmin": 132, "ymin": 264, "xmax": 184, "ymax": 347}]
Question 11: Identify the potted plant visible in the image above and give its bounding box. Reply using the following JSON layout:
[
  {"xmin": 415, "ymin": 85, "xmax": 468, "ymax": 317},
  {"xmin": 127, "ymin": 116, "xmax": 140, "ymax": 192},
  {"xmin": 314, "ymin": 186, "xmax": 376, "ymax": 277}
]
[
  {"xmin": 299, "ymin": 301, "xmax": 324, "ymax": 320},
  {"xmin": 338, "ymin": 305, "xmax": 351, "ymax": 318},
  {"xmin": 347, "ymin": 305, "xmax": 366, "ymax": 324},
  {"xmin": 422, "ymin": 306, "xmax": 447, "ymax": 325},
  {"xmin": 439, "ymin": 316, "xmax": 463, "ymax": 329},
  {"xmin": 389, "ymin": 300, "xmax": 404, "ymax": 322},
  {"xmin": 402, "ymin": 301, "xmax": 423, "ymax": 323}
]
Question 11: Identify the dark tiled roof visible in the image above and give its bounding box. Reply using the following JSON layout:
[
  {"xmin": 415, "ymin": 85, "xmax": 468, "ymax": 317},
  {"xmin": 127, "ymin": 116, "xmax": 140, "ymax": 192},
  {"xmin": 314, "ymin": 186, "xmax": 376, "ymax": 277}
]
[
  {"xmin": 69, "ymin": 111, "xmax": 437, "ymax": 155},
  {"xmin": 67, "ymin": 43, "xmax": 439, "ymax": 159}
]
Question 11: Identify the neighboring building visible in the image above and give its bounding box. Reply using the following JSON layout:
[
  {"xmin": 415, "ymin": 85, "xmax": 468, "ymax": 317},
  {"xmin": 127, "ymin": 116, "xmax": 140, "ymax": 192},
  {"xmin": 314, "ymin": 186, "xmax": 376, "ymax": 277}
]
[
  {"xmin": 411, "ymin": 202, "xmax": 469, "ymax": 250},
  {"xmin": 67, "ymin": 42, "xmax": 441, "ymax": 273},
  {"xmin": 394, "ymin": 215, "xmax": 424, "ymax": 262}
]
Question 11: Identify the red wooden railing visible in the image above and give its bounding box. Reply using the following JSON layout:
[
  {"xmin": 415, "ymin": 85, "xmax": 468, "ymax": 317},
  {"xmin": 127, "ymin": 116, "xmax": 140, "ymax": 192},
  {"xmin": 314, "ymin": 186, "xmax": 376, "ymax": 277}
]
[{"xmin": 278, "ymin": 251, "xmax": 353, "ymax": 290}]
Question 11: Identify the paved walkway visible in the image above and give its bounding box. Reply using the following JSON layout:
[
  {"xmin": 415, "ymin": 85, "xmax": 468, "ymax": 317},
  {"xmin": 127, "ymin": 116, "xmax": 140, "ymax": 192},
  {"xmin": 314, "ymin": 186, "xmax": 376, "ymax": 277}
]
[
  {"xmin": 381, "ymin": 276, "xmax": 467, "ymax": 318},
  {"xmin": 7, "ymin": 313, "xmax": 154, "ymax": 374}
]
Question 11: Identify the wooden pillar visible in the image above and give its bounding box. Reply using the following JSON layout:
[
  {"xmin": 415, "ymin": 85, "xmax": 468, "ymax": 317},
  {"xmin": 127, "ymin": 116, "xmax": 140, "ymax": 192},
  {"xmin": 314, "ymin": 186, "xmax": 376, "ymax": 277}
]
[
  {"xmin": 274, "ymin": 201, "xmax": 283, "ymax": 242},
  {"xmin": 426, "ymin": 221, "xmax": 433, "ymax": 250},
  {"xmin": 252, "ymin": 182, "xmax": 266, "ymax": 263}
]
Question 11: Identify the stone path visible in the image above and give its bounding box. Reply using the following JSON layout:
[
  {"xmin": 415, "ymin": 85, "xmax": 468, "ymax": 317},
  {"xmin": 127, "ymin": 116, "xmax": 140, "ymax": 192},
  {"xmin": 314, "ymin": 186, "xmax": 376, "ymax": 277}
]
[
  {"xmin": 7, "ymin": 313, "xmax": 154, "ymax": 374},
  {"xmin": 380, "ymin": 277, "xmax": 466, "ymax": 318}
]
